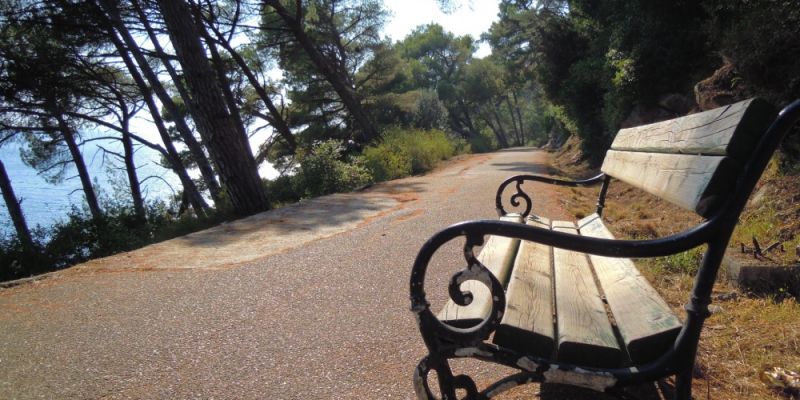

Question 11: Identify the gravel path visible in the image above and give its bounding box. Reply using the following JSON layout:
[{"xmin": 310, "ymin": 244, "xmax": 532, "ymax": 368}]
[{"xmin": 0, "ymin": 148, "xmax": 610, "ymax": 399}]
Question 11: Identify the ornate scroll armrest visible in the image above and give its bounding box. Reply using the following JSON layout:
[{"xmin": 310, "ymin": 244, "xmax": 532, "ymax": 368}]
[
  {"xmin": 495, "ymin": 173, "xmax": 606, "ymax": 217},
  {"xmin": 410, "ymin": 230, "xmax": 507, "ymax": 349}
]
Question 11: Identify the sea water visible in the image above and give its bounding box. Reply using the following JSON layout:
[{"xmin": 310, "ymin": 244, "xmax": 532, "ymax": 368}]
[{"xmin": 0, "ymin": 140, "xmax": 180, "ymax": 236}]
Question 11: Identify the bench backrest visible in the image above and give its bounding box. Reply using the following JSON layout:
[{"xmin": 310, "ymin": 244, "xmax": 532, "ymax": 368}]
[{"xmin": 601, "ymin": 98, "xmax": 776, "ymax": 218}]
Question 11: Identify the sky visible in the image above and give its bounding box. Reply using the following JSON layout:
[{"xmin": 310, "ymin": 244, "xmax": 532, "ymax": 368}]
[{"xmin": 382, "ymin": 0, "xmax": 499, "ymax": 57}]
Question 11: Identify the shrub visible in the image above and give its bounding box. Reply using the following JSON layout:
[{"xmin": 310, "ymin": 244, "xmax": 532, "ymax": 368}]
[
  {"xmin": 363, "ymin": 145, "xmax": 412, "ymax": 181},
  {"xmin": 264, "ymin": 174, "xmax": 302, "ymax": 206},
  {"xmin": 363, "ymin": 128, "xmax": 463, "ymax": 181},
  {"xmin": 0, "ymin": 231, "xmax": 47, "ymax": 281},
  {"xmin": 294, "ymin": 140, "xmax": 373, "ymax": 197},
  {"xmin": 467, "ymin": 130, "xmax": 494, "ymax": 153}
]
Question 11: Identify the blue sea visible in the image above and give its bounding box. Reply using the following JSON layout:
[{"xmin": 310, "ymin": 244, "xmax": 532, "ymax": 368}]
[{"xmin": 0, "ymin": 140, "xmax": 180, "ymax": 236}]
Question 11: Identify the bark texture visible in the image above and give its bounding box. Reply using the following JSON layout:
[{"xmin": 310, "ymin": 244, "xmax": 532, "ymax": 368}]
[
  {"xmin": 0, "ymin": 160, "xmax": 37, "ymax": 256},
  {"xmin": 157, "ymin": 0, "xmax": 268, "ymax": 216}
]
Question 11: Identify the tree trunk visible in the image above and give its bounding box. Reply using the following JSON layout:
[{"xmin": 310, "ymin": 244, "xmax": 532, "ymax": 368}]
[
  {"xmin": 264, "ymin": 0, "xmax": 377, "ymax": 143},
  {"xmin": 121, "ymin": 125, "xmax": 147, "ymax": 224},
  {"xmin": 505, "ymin": 96, "xmax": 522, "ymax": 146},
  {"xmin": 200, "ymin": 27, "xmax": 249, "ymax": 144},
  {"xmin": 205, "ymin": 21, "xmax": 297, "ymax": 153},
  {"xmin": 511, "ymin": 90, "xmax": 526, "ymax": 144},
  {"xmin": 447, "ymin": 112, "xmax": 471, "ymax": 139},
  {"xmin": 106, "ymin": 76, "xmax": 147, "ymax": 224},
  {"xmin": 0, "ymin": 160, "xmax": 37, "ymax": 257},
  {"xmin": 108, "ymin": 0, "xmax": 225, "ymax": 206},
  {"xmin": 446, "ymin": 101, "xmax": 480, "ymax": 141},
  {"xmin": 491, "ymin": 105, "xmax": 511, "ymax": 148},
  {"xmin": 48, "ymin": 103, "xmax": 103, "ymax": 221},
  {"xmin": 157, "ymin": 0, "xmax": 268, "ymax": 216},
  {"xmin": 457, "ymin": 99, "xmax": 478, "ymax": 136},
  {"xmin": 483, "ymin": 115, "xmax": 510, "ymax": 148},
  {"xmin": 107, "ymin": 28, "xmax": 210, "ymax": 217}
]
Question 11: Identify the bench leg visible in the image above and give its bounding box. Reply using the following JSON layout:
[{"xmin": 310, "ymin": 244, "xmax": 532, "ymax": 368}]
[
  {"xmin": 414, "ymin": 356, "xmax": 457, "ymax": 399},
  {"xmin": 414, "ymin": 355, "xmax": 478, "ymax": 399},
  {"xmin": 674, "ymin": 368, "xmax": 692, "ymax": 400}
]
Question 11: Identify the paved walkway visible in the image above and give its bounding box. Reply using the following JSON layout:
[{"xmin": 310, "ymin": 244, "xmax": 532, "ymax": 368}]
[{"xmin": 0, "ymin": 148, "xmax": 606, "ymax": 399}]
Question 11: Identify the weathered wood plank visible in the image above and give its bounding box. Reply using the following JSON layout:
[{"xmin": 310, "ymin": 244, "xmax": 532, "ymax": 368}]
[
  {"xmin": 493, "ymin": 215, "xmax": 555, "ymax": 357},
  {"xmin": 438, "ymin": 215, "xmax": 523, "ymax": 328},
  {"xmin": 600, "ymin": 150, "xmax": 738, "ymax": 217},
  {"xmin": 552, "ymin": 221, "xmax": 622, "ymax": 367},
  {"xmin": 578, "ymin": 214, "xmax": 682, "ymax": 364},
  {"xmin": 610, "ymin": 98, "xmax": 776, "ymax": 159}
]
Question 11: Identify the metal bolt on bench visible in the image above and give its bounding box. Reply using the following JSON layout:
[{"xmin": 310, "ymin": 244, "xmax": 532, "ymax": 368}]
[{"xmin": 409, "ymin": 98, "xmax": 800, "ymax": 399}]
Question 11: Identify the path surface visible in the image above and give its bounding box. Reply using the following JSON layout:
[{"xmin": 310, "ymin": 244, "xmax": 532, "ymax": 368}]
[{"xmin": 0, "ymin": 148, "xmax": 595, "ymax": 399}]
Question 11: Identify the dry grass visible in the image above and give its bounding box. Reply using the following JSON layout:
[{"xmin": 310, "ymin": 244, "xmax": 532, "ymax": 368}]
[
  {"xmin": 731, "ymin": 156, "xmax": 800, "ymax": 265},
  {"xmin": 547, "ymin": 147, "xmax": 800, "ymax": 399}
]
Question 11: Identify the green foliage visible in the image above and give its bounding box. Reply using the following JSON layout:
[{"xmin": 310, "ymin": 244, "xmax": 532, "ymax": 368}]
[
  {"xmin": 489, "ymin": 1, "xmax": 713, "ymax": 161},
  {"xmin": 703, "ymin": 0, "xmax": 800, "ymax": 165},
  {"xmin": 705, "ymin": 0, "xmax": 800, "ymax": 104},
  {"xmin": 362, "ymin": 145, "xmax": 411, "ymax": 182},
  {"xmin": 0, "ymin": 230, "xmax": 47, "ymax": 280},
  {"xmin": 413, "ymin": 89, "xmax": 448, "ymax": 130},
  {"xmin": 263, "ymin": 174, "xmax": 302, "ymax": 206},
  {"xmin": 293, "ymin": 140, "xmax": 372, "ymax": 197},
  {"xmin": 363, "ymin": 128, "xmax": 462, "ymax": 181},
  {"xmin": 0, "ymin": 199, "xmax": 233, "ymax": 282},
  {"xmin": 467, "ymin": 130, "xmax": 495, "ymax": 154},
  {"xmin": 260, "ymin": 0, "xmax": 389, "ymax": 145}
]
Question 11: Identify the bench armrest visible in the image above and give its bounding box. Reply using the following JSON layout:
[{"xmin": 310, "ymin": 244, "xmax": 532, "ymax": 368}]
[
  {"xmin": 496, "ymin": 173, "xmax": 606, "ymax": 217},
  {"xmin": 410, "ymin": 218, "xmax": 712, "ymax": 347}
]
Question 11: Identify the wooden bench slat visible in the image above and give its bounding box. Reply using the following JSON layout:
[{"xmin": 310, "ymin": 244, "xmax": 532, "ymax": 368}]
[
  {"xmin": 610, "ymin": 98, "xmax": 775, "ymax": 159},
  {"xmin": 601, "ymin": 150, "xmax": 738, "ymax": 217},
  {"xmin": 438, "ymin": 215, "xmax": 523, "ymax": 328},
  {"xmin": 493, "ymin": 215, "xmax": 555, "ymax": 357},
  {"xmin": 552, "ymin": 221, "xmax": 622, "ymax": 367},
  {"xmin": 578, "ymin": 214, "xmax": 683, "ymax": 364}
]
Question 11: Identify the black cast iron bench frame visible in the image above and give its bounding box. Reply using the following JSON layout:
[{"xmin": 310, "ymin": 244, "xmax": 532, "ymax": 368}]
[{"xmin": 409, "ymin": 98, "xmax": 800, "ymax": 400}]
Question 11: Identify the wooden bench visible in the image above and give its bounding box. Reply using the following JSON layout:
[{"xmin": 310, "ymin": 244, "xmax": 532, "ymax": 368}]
[{"xmin": 410, "ymin": 98, "xmax": 800, "ymax": 399}]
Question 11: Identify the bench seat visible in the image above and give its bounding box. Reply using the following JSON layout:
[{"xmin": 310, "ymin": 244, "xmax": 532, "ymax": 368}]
[{"xmin": 439, "ymin": 214, "xmax": 682, "ymax": 368}]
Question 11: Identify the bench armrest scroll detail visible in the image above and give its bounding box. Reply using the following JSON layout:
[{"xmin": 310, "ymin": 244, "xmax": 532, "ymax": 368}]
[
  {"xmin": 410, "ymin": 232, "xmax": 507, "ymax": 347},
  {"xmin": 496, "ymin": 173, "xmax": 605, "ymax": 217}
]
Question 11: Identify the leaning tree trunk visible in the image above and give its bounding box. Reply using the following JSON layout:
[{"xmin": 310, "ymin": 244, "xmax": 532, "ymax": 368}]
[
  {"xmin": 505, "ymin": 96, "xmax": 522, "ymax": 146},
  {"xmin": 483, "ymin": 114, "xmax": 510, "ymax": 148},
  {"xmin": 0, "ymin": 160, "xmax": 37, "ymax": 257},
  {"xmin": 121, "ymin": 124, "xmax": 147, "ymax": 224},
  {"xmin": 48, "ymin": 103, "xmax": 103, "ymax": 221},
  {"xmin": 157, "ymin": 0, "xmax": 268, "ymax": 216},
  {"xmin": 204, "ymin": 19, "xmax": 297, "ymax": 152},
  {"xmin": 491, "ymin": 104, "xmax": 511, "ymax": 148},
  {"xmin": 107, "ymin": 29, "xmax": 210, "ymax": 217},
  {"xmin": 511, "ymin": 91, "xmax": 526, "ymax": 144},
  {"xmin": 109, "ymin": 0, "xmax": 225, "ymax": 206},
  {"xmin": 264, "ymin": 0, "xmax": 377, "ymax": 143},
  {"xmin": 202, "ymin": 32, "xmax": 249, "ymax": 143}
]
